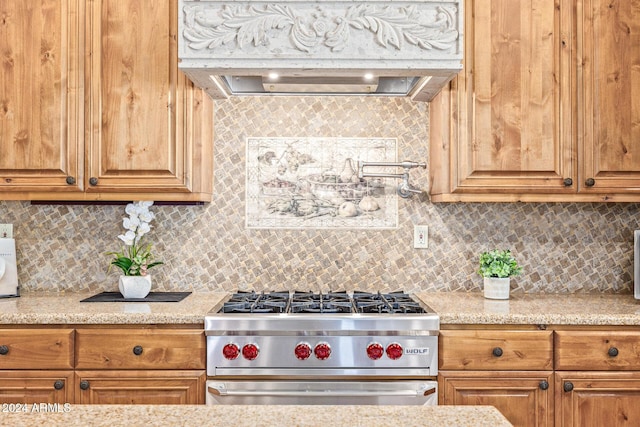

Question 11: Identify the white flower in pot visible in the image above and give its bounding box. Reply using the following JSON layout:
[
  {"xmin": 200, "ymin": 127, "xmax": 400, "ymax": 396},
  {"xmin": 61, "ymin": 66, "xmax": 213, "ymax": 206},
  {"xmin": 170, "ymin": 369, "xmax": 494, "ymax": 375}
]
[
  {"xmin": 107, "ymin": 201, "xmax": 163, "ymax": 299},
  {"xmin": 478, "ymin": 249, "xmax": 522, "ymax": 300}
]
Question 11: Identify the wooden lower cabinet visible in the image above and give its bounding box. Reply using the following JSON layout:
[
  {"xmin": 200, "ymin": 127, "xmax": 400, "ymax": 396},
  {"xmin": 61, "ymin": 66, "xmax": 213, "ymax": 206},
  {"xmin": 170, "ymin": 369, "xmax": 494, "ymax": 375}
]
[
  {"xmin": 555, "ymin": 371, "xmax": 640, "ymax": 427},
  {"xmin": 439, "ymin": 371, "xmax": 554, "ymax": 427},
  {"xmin": 0, "ymin": 370, "xmax": 74, "ymax": 404},
  {"xmin": 0, "ymin": 326, "xmax": 206, "ymax": 404},
  {"xmin": 74, "ymin": 327, "xmax": 206, "ymax": 404},
  {"xmin": 75, "ymin": 370, "xmax": 205, "ymax": 404}
]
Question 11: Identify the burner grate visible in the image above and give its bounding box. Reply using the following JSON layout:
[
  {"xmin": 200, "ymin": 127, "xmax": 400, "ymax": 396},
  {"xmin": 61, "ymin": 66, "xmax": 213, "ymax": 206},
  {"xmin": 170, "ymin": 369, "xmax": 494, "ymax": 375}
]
[{"xmin": 220, "ymin": 291, "xmax": 427, "ymax": 314}]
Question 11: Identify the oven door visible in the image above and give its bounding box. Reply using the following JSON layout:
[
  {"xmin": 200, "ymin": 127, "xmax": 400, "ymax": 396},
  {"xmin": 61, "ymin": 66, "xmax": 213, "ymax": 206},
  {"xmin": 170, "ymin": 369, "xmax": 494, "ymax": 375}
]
[{"xmin": 206, "ymin": 380, "xmax": 437, "ymax": 405}]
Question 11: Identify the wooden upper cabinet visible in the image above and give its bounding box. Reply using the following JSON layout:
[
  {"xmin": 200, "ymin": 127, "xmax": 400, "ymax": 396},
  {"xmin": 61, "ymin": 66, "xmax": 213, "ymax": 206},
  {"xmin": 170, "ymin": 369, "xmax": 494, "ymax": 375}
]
[
  {"xmin": 430, "ymin": 0, "xmax": 573, "ymax": 201},
  {"xmin": 430, "ymin": 0, "xmax": 640, "ymax": 202},
  {"xmin": 84, "ymin": 0, "xmax": 212, "ymax": 201},
  {"xmin": 0, "ymin": 0, "xmax": 83, "ymax": 193},
  {"xmin": 0, "ymin": 0, "xmax": 213, "ymax": 201},
  {"xmin": 579, "ymin": 0, "xmax": 640, "ymax": 194}
]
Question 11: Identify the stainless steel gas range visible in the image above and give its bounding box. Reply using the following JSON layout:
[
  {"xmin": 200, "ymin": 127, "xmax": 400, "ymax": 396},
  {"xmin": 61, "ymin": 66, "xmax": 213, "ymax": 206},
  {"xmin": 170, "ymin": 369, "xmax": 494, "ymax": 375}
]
[{"xmin": 205, "ymin": 291, "xmax": 439, "ymax": 405}]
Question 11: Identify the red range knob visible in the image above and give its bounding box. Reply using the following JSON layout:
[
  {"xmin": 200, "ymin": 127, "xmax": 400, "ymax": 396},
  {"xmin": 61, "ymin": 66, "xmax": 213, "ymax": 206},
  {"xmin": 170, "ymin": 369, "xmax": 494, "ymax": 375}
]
[
  {"xmin": 242, "ymin": 343, "xmax": 259, "ymax": 360},
  {"xmin": 294, "ymin": 342, "xmax": 312, "ymax": 360},
  {"xmin": 366, "ymin": 342, "xmax": 384, "ymax": 360},
  {"xmin": 386, "ymin": 343, "xmax": 404, "ymax": 360},
  {"xmin": 222, "ymin": 343, "xmax": 240, "ymax": 360},
  {"xmin": 314, "ymin": 342, "xmax": 332, "ymax": 360}
]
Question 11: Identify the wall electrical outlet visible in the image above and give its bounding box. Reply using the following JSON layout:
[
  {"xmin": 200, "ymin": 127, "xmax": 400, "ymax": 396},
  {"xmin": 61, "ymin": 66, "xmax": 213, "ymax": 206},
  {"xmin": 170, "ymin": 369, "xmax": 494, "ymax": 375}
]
[
  {"xmin": 413, "ymin": 225, "xmax": 428, "ymax": 249},
  {"xmin": 0, "ymin": 224, "xmax": 13, "ymax": 239}
]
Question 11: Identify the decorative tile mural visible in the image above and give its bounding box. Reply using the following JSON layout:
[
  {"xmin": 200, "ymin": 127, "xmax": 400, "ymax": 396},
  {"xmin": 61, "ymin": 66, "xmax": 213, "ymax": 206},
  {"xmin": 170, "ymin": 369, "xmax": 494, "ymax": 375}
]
[
  {"xmin": 246, "ymin": 137, "xmax": 398, "ymax": 229},
  {"xmin": 1, "ymin": 96, "xmax": 638, "ymax": 295}
]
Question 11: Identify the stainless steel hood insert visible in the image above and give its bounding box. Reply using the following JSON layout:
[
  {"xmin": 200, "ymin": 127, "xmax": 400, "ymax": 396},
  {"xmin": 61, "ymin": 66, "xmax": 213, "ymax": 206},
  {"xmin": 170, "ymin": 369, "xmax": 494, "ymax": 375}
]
[{"xmin": 178, "ymin": 0, "xmax": 463, "ymax": 101}]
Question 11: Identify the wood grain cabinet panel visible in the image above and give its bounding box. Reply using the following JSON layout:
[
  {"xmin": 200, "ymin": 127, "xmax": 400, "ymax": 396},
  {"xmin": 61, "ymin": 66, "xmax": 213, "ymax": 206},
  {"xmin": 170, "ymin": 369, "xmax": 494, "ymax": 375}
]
[
  {"xmin": 579, "ymin": 0, "xmax": 640, "ymax": 193},
  {"xmin": 0, "ymin": 0, "xmax": 213, "ymax": 202},
  {"xmin": 439, "ymin": 330, "xmax": 553, "ymax": 371},
  {"xmin": 440, "ymin": 371, "xmax": 554, "ymax": 427},
  {"xmin": 555, "ymin": 371, "xmax": 640, "ymax": 427},
  {"xmin": 84, "ymin": 0, "xmax": 212, "ymax": 200},
  {"xmin": 0, "ymin": 371, "xmax": 74, "ymax": 404},
  {"xmin": 75, "ymin": 329, "xmax": 205, "ymax": 370},
  {"xmin": 0, "ymin": 0, "xmax": 83, "ymax": 193},
  {"xmin": 555, "ymin": 331, "xmax": 640, "ymax": 370},
  {"xmin": 429, "ymin": 0, "xmax": 640, "ymax": 202},
  {"xmin": 439, "ymin": 328, "xmax": 554, "ymax": 427},
  {"xmin": 429, "ymin": 0, "xmax": 573, "ymax": 201},
  {"xmin": 0, "ymin": 329, "xmax": 74, "ymax": 369},
  {"xmin": 75, "ymin": 370, "xmax": 205, "ymax": 404}
]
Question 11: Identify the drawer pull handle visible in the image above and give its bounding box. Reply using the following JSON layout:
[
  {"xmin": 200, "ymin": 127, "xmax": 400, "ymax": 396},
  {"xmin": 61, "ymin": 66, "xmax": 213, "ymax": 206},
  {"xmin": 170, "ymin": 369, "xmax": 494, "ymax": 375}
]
[
  {"xmin": 492, "ymin": 347, "xmax": 503, "ymax": 357},
  {"xmin": 0, "ymin": 345, "xmax": 8, "ymax": 355},
  {"xmin": 608, "ymin": 347, "xmax": 619, "ymax": 357},
  {"xmin": 79, "ymin": 380, "xmax": 90, "ymax": 390},
  {"xmin": 563, "ymin": 178, "xmax": 573, "ymax": 186},
  {"xmin": 53, "ymin": 380, "xmax": 65, "ymax": 390},
  {"xmin": 89, "ymin": 177, "xmax": 98, "ymax": 186},
  {"xmin": 563, "ymin": 381, "xmax": 574, "ymax": 392},
  {"xmin": 133, "ymin": 345, "xmax": 144, "ymax": 356},
  {"xmin": 539, "ymin": 380, "xmax": 549, "ymax": 391},
  {"xmin": 585, "ymin": 178, "xmax": 595, "ymax": 187}
]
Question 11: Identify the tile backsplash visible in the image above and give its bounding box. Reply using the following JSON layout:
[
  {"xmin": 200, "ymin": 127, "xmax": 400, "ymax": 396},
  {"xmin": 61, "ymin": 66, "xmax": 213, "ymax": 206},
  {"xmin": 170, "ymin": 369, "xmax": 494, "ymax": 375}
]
[{"xmin": 1, "ymin": 96, "xmax": 637, "ymax": 294}]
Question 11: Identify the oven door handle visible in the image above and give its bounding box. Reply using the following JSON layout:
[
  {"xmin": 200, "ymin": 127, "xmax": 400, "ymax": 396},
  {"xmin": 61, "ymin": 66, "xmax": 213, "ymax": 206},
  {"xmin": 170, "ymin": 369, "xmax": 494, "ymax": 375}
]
[{"xmin": 208, "ymin": 385, "xmax": 436, "ymax": 397}]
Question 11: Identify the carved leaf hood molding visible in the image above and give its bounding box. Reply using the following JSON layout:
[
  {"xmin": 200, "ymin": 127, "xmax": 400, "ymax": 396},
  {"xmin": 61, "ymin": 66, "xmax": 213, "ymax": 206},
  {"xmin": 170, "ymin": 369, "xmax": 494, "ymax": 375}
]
[{"xmin": 178, "ymin": 0, "xmax": 463, "ymax": 101}]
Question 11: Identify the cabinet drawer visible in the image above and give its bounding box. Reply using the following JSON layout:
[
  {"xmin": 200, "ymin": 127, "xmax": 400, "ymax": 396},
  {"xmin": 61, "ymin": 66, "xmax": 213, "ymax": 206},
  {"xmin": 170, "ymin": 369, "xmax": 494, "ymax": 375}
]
[
  {"xmin": 0, "ymin": 329, "xmax": 74, "ymax": 369},
  {"xmin": 439, "ymin": 330, "xmax": 553, "ymax": 370},
  {"xmin": 75, "ymin": 329, "xmax": 205, "ymax": 370},
  {"xmin": 555, "ymin": 331, "xmax": 640, "ymax": 370}
]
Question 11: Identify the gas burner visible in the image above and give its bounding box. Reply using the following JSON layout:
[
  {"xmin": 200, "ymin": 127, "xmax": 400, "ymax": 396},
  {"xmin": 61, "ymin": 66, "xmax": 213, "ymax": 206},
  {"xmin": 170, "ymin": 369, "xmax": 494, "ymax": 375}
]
[
  {"xmin": 219, "ymin": 291, "xmax": 428, "ymax": 315},
  {"xmin": 289, "ymin": 291, "xmax": 354, "ymax": 314},
  {"xmin": 221, "ymin": 291, "xmax": 290, "ymax": 313},
  {"xmin": 352, "ymin": 291, "xmax": 427, "ymax": 314}
]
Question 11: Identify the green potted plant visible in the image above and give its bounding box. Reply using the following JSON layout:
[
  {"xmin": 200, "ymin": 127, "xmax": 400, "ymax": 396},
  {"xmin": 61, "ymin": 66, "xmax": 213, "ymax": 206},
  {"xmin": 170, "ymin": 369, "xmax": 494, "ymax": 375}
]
[{"xmin": 478, "ymin": 249, "xmax": 522, "ymax": 299}]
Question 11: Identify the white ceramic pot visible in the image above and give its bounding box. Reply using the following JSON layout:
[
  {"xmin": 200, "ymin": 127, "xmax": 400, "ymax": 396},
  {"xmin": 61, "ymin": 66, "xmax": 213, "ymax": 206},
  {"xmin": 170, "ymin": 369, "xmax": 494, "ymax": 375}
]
[
  {"xmin": 483, "ymin": 277, "xmax": 511, "ymax": 300},
  {"xmin": 118, "ymin": 275, "xmax": 152, "ymax": 299}
]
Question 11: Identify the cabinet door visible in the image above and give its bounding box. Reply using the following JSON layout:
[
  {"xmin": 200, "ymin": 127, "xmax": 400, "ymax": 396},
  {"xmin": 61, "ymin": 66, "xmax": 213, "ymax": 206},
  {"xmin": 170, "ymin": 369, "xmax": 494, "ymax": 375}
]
[
  {"xmin": 0, "ymin": 0, "xmax": 83, "ymax": 193},
  {"xmin": 85, "ymin": 0, "xmax": 213, "ymax": 200},
  {"xmin": 440, "ymin": 370, "xmax": 554, "ymax": 427},
  {"xmin": 75, "ymin": 370, "xmax": 205, "ymax": 404},
  {"xmin": 430, "ymin": 0, "xmax": 574, "ymax": 201},
  {"xmin": 556, "ymin": 371, "xmax": 640, "ymax": 427},
  {"xmin": 0, "ymin": 371, "xmax": 74, "ymax": 404},
  {"xmin": 579, "ymin": 0, "xmax": 640, "ymax": 193}
]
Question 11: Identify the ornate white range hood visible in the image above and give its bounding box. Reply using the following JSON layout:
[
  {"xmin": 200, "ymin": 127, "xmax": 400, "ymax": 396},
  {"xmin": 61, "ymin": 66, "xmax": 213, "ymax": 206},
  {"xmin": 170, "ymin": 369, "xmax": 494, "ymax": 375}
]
[{"xmin": 178, "ymin": 0, "xmax": 463, "ymax": 101}]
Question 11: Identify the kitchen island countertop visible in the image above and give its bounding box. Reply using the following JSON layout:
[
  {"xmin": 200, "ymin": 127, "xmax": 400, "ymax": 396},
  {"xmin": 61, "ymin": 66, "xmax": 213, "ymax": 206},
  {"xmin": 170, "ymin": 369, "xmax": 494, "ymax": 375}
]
[
  {"xmin": 1, "ymin": 291, "xmax": 640, "ymax": 326},
  {"xmin": 0, "ymin": 404, "xmax": 512, "ymax": 426}
]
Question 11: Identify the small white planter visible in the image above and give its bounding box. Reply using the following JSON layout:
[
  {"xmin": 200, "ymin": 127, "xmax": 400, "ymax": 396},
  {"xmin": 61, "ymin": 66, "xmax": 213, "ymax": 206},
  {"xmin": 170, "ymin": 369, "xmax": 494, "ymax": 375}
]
[
  {"xmin": 483, "ymin": 277, "xmax": 511, "ymax": 300},
  {"xmin": 118, "ymin": 275, "xmax": 152, "ymax": 299}
]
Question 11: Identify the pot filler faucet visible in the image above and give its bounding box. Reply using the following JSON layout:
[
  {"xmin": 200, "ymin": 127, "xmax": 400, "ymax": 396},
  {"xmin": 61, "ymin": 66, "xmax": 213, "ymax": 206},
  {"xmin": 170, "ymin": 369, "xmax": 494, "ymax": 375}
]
[{"xmin": 358, "ymin": 161, "xmax": 426, "ymax": 198}]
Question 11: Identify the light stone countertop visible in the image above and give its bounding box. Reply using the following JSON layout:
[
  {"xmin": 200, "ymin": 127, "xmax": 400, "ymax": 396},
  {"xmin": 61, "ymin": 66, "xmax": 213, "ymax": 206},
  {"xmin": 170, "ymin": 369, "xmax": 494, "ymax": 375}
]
[
  {"xmin": 416, "ymin": 292, "xmax": 640, "ymax": 325},
  {"xmin": 0, "ymin": 404, "xmax": 512, "ymax": 426},
  {"xmin": 0, "ymin": 291, "xmax": 227, "ymax": 324},
  {"xmin": 2, "ymin": 291, "xmax": 640, "ymax": 326}
]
